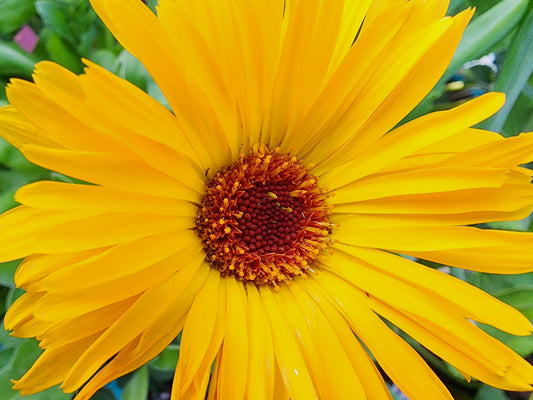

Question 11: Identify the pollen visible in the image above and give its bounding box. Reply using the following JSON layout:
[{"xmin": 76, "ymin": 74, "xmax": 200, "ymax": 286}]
[{"xmin": 196, "ymin": 144, "xmax": 333, "ymax": 286}]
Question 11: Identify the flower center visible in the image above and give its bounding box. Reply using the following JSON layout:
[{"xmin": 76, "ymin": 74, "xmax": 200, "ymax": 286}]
[{"xmin": 196, "ymin": 145, "xmax": 332, "ymax": 286}]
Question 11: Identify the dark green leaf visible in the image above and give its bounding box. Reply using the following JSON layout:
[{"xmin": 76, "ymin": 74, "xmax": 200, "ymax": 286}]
[
  {"xmin": 496, "ymin": 285, "xmax": 533, "ymax": 320},
  {"xmin": 45, "ymin": 32, "xmax": 83, "ymax": 73},
  {"xmin": 149, "ymin": 344, "xmax": 179, "ymax": 372},
  {"xmin": 403, "ymin": 0, "xmax": 528, "ymax": 122},
  {"xmin": 0, "ymin": 260, "xmax": 18, "ymax": 288},
  {"xmin": 35, "ymin": 1, "xmax": 73, "ymax": 42},
  {"xmin": 474, "ymin": 386, "xmax": 508, "ymax": 400},
  {"xmin": 91, "ymin": 388, "xmax": 117, "ymax": 400},
  {"xmin": 89, "ymin": 49, "xmax": 118, "ymax": 72},
  {"xmin": 0, "ymin": 41, "xmax": 37, "ymax": 78},
  {"xmin": 116, "ymin": 50, "xmax": 148, "ymax": 91},
  {"xmin": 479, "ymin": 6, "xmax": 533, "ymax": 134},
  {"xmin": 122, "ymin": 366, "xmax": 149, "ymax": 400},
  {"xmin": 0, "ymin": 0, "xmax": 36, "ymax": 35},
  {"xmin": 447, "ymin": 0, "xmax": 528, "ymax": 82}
]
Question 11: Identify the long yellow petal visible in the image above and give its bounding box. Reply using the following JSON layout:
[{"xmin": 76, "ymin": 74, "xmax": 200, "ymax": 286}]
[
  {"xmin": 319, "ymin": 93, "xmax": 505, "ymax": 187},
  {"xmin": 216, "ymin": 278, "xmax": 248, "ymax": 400},
  {"xmin": 13, "ymin": 333, "xmax": 101, "ymax": 395},
  {"xmin": 331, "ymin": 166, "xmax": 510, "ymax": 203},
  {"xmin": 316, "ymin": 271, "xmax": 453, "ymax": 400},
  {"xmin": 366, "ymin": 295, "xmax": 533, "ymax": 391},
  {"xmin": 15, "ymin": 182, "xmax": 197, "ymax": 216},
  {"xmin": 260, "ymin": 286, "xmax": 318, "ymax": 400},
  {"xmin": 34, "ymin": 230, "xmax": 199, "ymax": 292},
  {"xmin": 61, "ymin": 259, "xmax": 207, "ymax": 391},
  {"xmin": 284, "ymin": 283, "xmax": 367, "ymax": 399},
  {"xmin": 332, "ymin": 244, "xmax": 533, "ymax": 335},
  {"xmin": 298, "ymin": 277, "xmax": 393, "ymax": 400},
  {"xmin": 173, "ymin": 268, "xmax": 224, "ymax": 396},
  {"xmin": 75, "ymin": 265, "xmax": 209, "ymax": 400},
  {"xmin": 245, "ymin": 285, "xmax": 275, "ymax": 400},
  {"xmin": 21, "ymin": 146, "xmax": 201, "ymax": 202},
  {"xmin": 35, "ymin": 244, "xmax": 204, "ymax": 321}
]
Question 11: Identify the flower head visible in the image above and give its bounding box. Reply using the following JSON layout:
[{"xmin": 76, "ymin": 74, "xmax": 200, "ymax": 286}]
[{"xmin": 2, "ymin": 0, "xmax": 533, "ymax": 399}]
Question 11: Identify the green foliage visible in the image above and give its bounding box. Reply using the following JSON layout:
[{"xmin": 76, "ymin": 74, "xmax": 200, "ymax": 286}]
[
  {"xmin": 479, "ymin": 6, "xmax": 533, "ymax": 135},
  {"xmin": 0, "ymin": 0, "xmax": 36, "ymax": 35}
]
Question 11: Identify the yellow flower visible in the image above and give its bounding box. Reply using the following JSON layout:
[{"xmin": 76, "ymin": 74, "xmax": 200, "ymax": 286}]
[{"xmin": 2, "ymin": 0, "xmax": 533, "ymax": 399}]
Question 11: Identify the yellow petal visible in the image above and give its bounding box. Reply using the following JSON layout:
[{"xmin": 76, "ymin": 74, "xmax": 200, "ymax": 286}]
[
  {"xmin": 4, "ymin": 291, "xmax": 45, "ymax": 331},
  {"xmin": 39, "ymin": 296, "xmax": 137, "ymax": 348},
  {"xmin": 367, "ymin": 295, "xmax": 533, "ymax": 391},
  {"xmin": 21, "ymin": 146, "xmax": 201, "ymax": 202},
  {"xmin": 334, "ymin": 223, "xmax": 533, "ymax": 252},
  {"xmin": 35, "ymin": 230, "xmax": 199, "ymax": 292},
  {"xmin": 283, "ymin": 283, "xmax": 368, "ymax": 400},
  {"xmin": 286, "ymin": 0, "xmax": 410, "ymax": 155},
  {"xmin": 0, "ymin": 206, "xmax": 100, "ymax": 263},
  {"xmin": 306, "ymin": 9, "xmax": 473, "ymax": 169},
  {"xmin": 89, "ymin": 0, "xmax": 234, "ymax": 171},
  {"xmin": 216, "ymin": 278, "xmax": 248, "ymax": 400},
  {"xmin": 35, "ymin": 243, "xmax": 204, "ymax": 320},
  {"xmin": 298, "ymin": 277, "xmax": 393, "ymax": 400},
  {"xmin": 80, "ymin": 60, "xmax": 202, "ymax": 166},
  {"xmin": 6, "ymin": 78, "xmax": 129, "ymax": 155},
  {"xmin": 331, "ymin": 166, "xmax": 510, "ymax": 203},
  {"xmin": 319, "ymin": 249, "xmax": 520, "ymax": 371},
  {"xmin": 319, "ymin": 93, "xmax": 505, "ymax": 187},
  {"xmin": 13, "ymin": 333, "xmax": 101, "ymax": 395},
  {"xmin": 173, "ymin": 268, "xmax": 225, "ymax": 397},
  {"xmin": 260, "ymin": 286, "xmax": 318, "ymax": 400},
  {"xmin": 16, "ymin": 181, "xmax": 197, "ymax": 217},
  {"xmin": 61, "ymin": 257, "xmax": 207, "ymax": 391},
  {"xmin": 0, "ymin": 106, "xmax": 60, "ymax": 149},
  {"xmin": 245, "ymin": 285, "xmax": 275, "ymax": 400},
  {"xmin": 74, "ymin": 264, "xmax": 209, "ymax": 400},
  {"xmin": 332, "ymin": 244, "xmax": 533, "ymax": 335},
  {"xmin": 15, "ymin": 248, "xmax": 106, "ymax": 289},
  {"xmin": 331, "ymin": 184, "xmax": 533, "ymax": 217},
  {"xmin": 316, "ymin": 271, "xmax": 453, "ymax": 400}
]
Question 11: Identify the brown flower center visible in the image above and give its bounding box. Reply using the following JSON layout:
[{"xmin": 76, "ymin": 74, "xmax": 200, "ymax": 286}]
[{"xmin": 196, "ymin": 145, "xmax": 332, "ymax": 287}]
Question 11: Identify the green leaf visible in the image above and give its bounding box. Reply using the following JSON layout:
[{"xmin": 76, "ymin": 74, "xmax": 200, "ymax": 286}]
[
  {"xmin": 45, "ymin": 32, "xmax": 83, "ymax": 73},
  {"xmin": 446, "ymin": 0, "xmax": 528, "ymax": 83},
  {"xmin": 0, "ymin": 41, "xmax": 37, "ymax": 78},
  {"xmin": 91, "ymin": 388, "xmax": 117, "ymax": 400},
  {"xmin": 122, "ymin": 366, "xmax": 149, "ymax": 400},
  {"xmin": 149, "ymin": 344, "xmax": 179, "ymax": 372},
  {"xmin": 0, "ymin": 328, "xmax": 69, "ymax": 400},
  {"xmin": 479, "ymin": 6, "xmax": 533, "ymax": 134},
  {"xmin": 115, "ymin": 50, "xmax": 148, "ymax": 91},
  {"xmin": 35, "ymin": 1, "xmax": 73, "ymax": 43},
  {"xmin": 147, "ymin": 79, "xmax": 170, "ymax": 110},
  {"xmin": 145, "ymin": 0, "xmax": 159, "ymax": 13},
  {"xmin": 0, "ymin": 167, "xmax": 50, "ymax": 213},
  {"xmin": 495, "ymin": 285, "xmax": 533, "ymax": 320},
  {"xmin": 0, "ymin": 260, "xmax": 18, "ymax": 288},
  {"xmin": 403, "ymin": 0, "xmax": 528, "ymax": 122},
  {"xmin": 447, "ymin": 0, "xmax": 468, "ymax": 15},
  {"xmin": 89, "ymin": 49, "xmax": 118, "ymax": 72},
  {"xmin": 474, "ymin": 386, "xmax": 508, "ymax": 400},
  {"xmin": 501, "ymin": 90, "xmax": 533, "ymax": 136},
  {"xmin": 0, "ymin": 0, "xmax": 36, "ymax": 35},
  {"xmin": 0, "ymin": 137, "xmax": 34, "ymax": 170}
]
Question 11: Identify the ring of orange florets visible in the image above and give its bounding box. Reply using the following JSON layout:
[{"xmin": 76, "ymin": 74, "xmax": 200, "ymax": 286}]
[{"xmin": 196, "ymin": 145, "xmax": 333, "ymax": 286}]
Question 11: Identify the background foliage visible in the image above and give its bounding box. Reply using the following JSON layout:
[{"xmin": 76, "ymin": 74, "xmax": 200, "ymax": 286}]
[{"xmin": 0, "ymin": 0, "xmax": 533, "ymax": 399}]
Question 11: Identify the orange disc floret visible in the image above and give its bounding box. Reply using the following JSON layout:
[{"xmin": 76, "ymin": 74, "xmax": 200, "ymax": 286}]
[{"xmin": 196, "ymin": 144, "xmax": 333, "ymax": 286}]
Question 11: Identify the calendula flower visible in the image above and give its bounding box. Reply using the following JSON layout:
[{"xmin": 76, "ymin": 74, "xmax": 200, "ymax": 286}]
[{"xmin": 2, "ymin": 0, "xmax": 533, "ymax": 399}]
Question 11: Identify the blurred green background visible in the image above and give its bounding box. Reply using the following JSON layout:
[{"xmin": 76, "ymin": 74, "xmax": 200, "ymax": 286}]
[{"xmin": 1, "ymin": 0, "xmax": 533, "ymax": 399}]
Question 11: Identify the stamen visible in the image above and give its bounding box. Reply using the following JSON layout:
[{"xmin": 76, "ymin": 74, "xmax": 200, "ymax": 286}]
[{"xmin": 196, "ymin": 145, "xmax": 333, "ymax": 286}]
